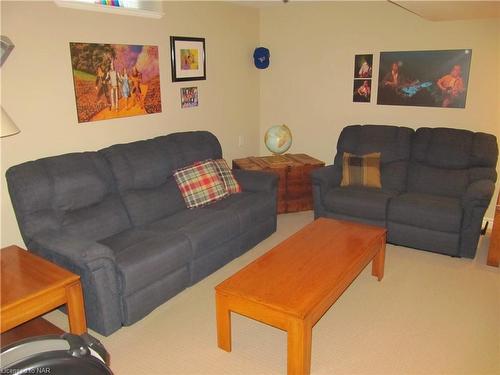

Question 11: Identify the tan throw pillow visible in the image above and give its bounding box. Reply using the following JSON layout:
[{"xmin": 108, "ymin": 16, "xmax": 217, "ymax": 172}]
[{"xmin": 340, "ymin": 152, "xmax": 382, "ymax": 188}]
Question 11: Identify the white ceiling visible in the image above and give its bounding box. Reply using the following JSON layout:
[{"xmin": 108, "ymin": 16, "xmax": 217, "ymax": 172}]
[
  {"xmin": 392, "ymin": 1, "xmax": 500, "ymax": 21},
  {"xmin": 233, "ymin": 1, "xmax": 500, "ymax": 21}
]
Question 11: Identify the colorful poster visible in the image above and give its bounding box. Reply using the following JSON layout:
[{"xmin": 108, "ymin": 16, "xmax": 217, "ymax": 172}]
[
  {"xmin": 377, "ymin": 49, "xmax": 472, "ymax": 108},
  {"xmin": 69, "ymin": 42, "xmax": 162, "ymax": 123},
  {"xmin": 181, "ymin": 87, "xmax": 199, "ymax": 108}
]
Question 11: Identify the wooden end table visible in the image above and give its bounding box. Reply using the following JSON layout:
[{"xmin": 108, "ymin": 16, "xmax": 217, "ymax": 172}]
[
  {"xmin": 487, "ymin": 193, "xmax": 500, "ymax": 267},
  {"xmin": 232, "ymin": 154, "xmax": 325, "ymax": 214},
  {"xmin": 215, "ymin": 218, "xmax": 386, "ymax": 374},
  {"xmin": 1, "ymin": 245, "xmax": 87, "ymax": 336}
]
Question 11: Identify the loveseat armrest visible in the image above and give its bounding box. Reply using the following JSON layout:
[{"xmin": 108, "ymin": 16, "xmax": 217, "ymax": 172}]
[
  {"xmin": 462, "ymin": 179, "xmax": 495, "ymax": 209},
  {"xmin": 28, "ymin": 230, "xmax": 122, "ymax": 336},
  {"xmin": 311, "ymin": 164, "xmax": 342, "ymax": 193},
  {"xmin": 233, "ymin": 169, "xmax": 279, "ymax": 193}
]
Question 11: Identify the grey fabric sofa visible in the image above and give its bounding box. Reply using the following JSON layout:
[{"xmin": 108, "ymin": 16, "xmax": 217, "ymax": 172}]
[
  {"xmin": 6, "ymin": 131, "xmax": 278, "ymax": 336},
  {"xmin": 312, "ymin": 125, "xmax": 498, "ymax": 259}
]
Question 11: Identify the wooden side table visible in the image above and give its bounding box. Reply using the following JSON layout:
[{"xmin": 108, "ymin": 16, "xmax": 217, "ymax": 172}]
[
  {"xmin": 233, "ymin": 154, "xmax": 325, "ymax": 214},
  {"xmin": 1, "ymin": 317, "xmax": 63, "ymax": 348},
  {"xmin": 0, "ymin": 245, "xmax": 87, "ymax": 335},
  {"xmin": 487, "ymin": 193, "xmax": 500, "ymax": 267}
]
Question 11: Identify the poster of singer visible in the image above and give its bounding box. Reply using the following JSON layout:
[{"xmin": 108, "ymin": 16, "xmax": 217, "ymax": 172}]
[{"xmin": 377, "ymin": 49, "xmax": 472, "ymax": 108}]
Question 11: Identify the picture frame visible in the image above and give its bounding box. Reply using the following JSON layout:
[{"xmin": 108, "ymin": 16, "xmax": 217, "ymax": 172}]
[
  {"xmin": 354, "ymin": 54, "xmax": 373, "ymax": 79},
  {"xmin": 181, "ymin": 87, "xmax": 199, "ymax": 108},
  {"xmin": 377, "ymin": 49, "xmax": 472, "ymax": 108},
  {"xmin": 69, "ymin": 42, "xmax": 162, "ymax": 123},
  {"xmin": 170, "ymin": 36, "xmax": 206, "ymax": 82},
  {"xmin": 353, "ymin": 54, "xmax": 373, "ymax": 103}
]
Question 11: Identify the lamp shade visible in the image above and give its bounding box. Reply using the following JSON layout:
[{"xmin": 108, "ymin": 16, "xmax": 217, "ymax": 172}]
[{"xmin": 1, "ymin": 107, "xmax": 20, "ymax": 137}]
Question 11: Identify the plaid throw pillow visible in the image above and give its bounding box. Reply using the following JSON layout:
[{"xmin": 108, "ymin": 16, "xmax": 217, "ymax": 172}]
[
  {"xmin": 212, "ymin": 159, "xmax": 242, "ymax": 194},
  {"xmin": 174, "ymin": 160, "xmax": 229, "ymax": 209},
  {"xmin": 340, "ymin": 152, "xmax": 382, "ymax": 188}
]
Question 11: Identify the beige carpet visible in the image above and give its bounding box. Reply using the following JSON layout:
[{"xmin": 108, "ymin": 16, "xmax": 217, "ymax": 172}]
[{"xmin": 45, "ymin": 211, "xmax": 500, "ymax": 375}]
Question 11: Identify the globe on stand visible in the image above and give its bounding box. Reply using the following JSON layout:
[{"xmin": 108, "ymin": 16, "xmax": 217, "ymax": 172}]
[{"xmin": 264, "ymin": 124, "xmax": 292, "ymax": 155}]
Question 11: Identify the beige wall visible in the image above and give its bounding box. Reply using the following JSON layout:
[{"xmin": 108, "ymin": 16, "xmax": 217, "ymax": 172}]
[
  {"xmin": 2, "ymin": 1, "xmax": 499, "ymax": 247},
  {"xmin": 259, "ymin": 1, "xmax": 500, "ymax": 218},
  {"xmin": 0, "ymin": 1, "xmax": 260, "ymax": 247}
]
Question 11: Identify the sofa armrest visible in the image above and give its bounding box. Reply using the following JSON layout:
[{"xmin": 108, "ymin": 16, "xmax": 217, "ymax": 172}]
[
  {"xmin": 462, "ymin": 179, "xmax": 495, "ymax": 209},
  {"xmin": 460, "ymin": 179, "xmax": 495, "ymax": 258},
  {"xmin": 311, "ymin": 164, "xmax": 341, "ymax": 193},
  {"xmin": 233, "ymin": 169, "xmax": 279, "ymax": 193},
  {"xmin": 31, "ymin": 230, "xmax": 116, "ymax": 265},
  {"xmin": 28, "ymin": 230, "xmax": 122, "ymax": 336}
]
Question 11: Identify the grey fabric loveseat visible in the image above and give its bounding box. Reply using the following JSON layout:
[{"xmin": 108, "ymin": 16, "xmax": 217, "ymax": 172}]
[
  {"xmin": 6, "ymin": 131, "xmax": 278, "ymax": 336},
  {"xmin": 312, "ymin": 125, "xmax": 498, "ymax": 259}
]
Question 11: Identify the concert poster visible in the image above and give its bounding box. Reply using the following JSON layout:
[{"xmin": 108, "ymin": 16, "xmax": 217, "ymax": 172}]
[{"xmin": 377, "ymin": 49, "xmax": 472, "ymax": 108}]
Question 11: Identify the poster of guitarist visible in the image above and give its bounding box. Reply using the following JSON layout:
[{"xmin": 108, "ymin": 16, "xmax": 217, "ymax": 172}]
[
  {"xmin": 379, "ymin": 61, "xmax": 418, "ymax": 105},
  {"xmin": 377, "ymin": 49, "xmax": 471, "ymax": 108},
  {"xmin": 436, "ymin": 65, "xmax": 465, "ymax": 107}
]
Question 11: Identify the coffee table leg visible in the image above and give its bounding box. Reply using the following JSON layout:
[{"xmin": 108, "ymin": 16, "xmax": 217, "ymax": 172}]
[
  {"xmin": 371, "ymin": 240, "xmax": 386, "ymax": 281},
  {"xmin": 287, "ymin": 318, "xmax": 312, "ymax": 375},
  {"xmin": 216, "ymin": 292, "xmax": 232, "ymax": 352},
  {"xmin": 66, "ymin": 281, "xmax": 87, "ymax": 335}
]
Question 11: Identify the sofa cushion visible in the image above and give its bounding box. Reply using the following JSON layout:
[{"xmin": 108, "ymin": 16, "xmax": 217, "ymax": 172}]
[
  {"xmin": 144, "ymin": 209, "xmax": 239, "ymax": 259},
  {"xmin": 388, "ymin": 193, "xmax": 462, "ymax": 233},
  {"xmin": 341, "ymin": 152, "xmax": 381, "ymax": 188},
  {"xmin": 120, "ymin": 177, "xmax": 186, "ymax": 227},
  {"xmin": 411, "ymin": 127, "xmax": 498, "ymax": 169},
  {"xmin": 100, "ymin": 131, "xmax": 224, "ymax": 226},
  {"xmin": 100, "ymin": 228, "xmax": 192, "ymax": 296},
  {"xmin": 408, "ymin": 128, "xmax": 499, "ymax": 198},
  {"xmin": 61, "ymin": 196, "xmax": 131, "ymax": 242},
  {"xmin": 6, "ymin": 152, "xmax": 131, "ymax": 242},
  {"xmin": 156, "ymin": 131, "xmax": 223, "ymax": 170},
  {"xmin": 408, "ymin": 163, "xmax": 469, "ymax": 198},
  {"xmin": 322, "ymin": 187, "xmax": 395, "ymax": 220},
  {"xmin": 50, "ymin": 156, "xmax": 109, "ymax": 211},
  {"xmin": 204, "ymin": 192, "xmax": 275, "ymax": 230},
  {"xmin": 173, "ymin": 160, "xmax": 229, "ymax": 208}
]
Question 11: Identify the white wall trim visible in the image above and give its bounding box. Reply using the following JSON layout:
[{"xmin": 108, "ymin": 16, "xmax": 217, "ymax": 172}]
[{"xmin": 54, "ymin": 1, "xmax": 164, "ymax": 19}]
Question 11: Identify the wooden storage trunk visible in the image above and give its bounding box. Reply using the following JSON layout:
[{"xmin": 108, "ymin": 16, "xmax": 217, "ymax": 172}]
[{"xmin": 232, "ymin": 154, "xmax": 325, "ymax": 214}]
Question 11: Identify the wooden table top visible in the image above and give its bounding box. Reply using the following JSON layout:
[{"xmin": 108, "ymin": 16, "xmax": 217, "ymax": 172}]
[
  {"xmin": 216, "ymin": 218, "xmax": 386, "ymax": 319},
  {"xmin": 1, "ymin": 246, "xmax": 79, "ymax": 310},
  {"xmin": 233, "ymin": 154, "xmax": 324, "ymax": 170}
]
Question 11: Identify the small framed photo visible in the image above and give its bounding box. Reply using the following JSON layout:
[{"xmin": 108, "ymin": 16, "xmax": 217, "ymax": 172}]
[
  {"xmin": 354, "ymin": 54, "xmax": 373, "ymax": 78},
  {"xmin": 170, "ymin": 36, "xmax": 206, "ymax": 82},
  {"xmin": 181, "ymin": 87, "xmax": 199, "ymax": 108},
  {"xmin": 353, "ymin": 79, "xmax": 371, "ymax": 103}
]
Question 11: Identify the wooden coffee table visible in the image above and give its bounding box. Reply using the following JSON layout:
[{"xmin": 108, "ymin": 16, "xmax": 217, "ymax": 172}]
[
  {"xmin": 1, "ymin": 245, "xmax": 87, "ymax": 336},
  {"xmin": 215, "ymin": 218, "xmax": 386, "ymax": 375}
]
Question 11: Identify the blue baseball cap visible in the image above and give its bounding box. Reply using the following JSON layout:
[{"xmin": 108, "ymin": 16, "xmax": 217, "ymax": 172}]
[{"xmin": 253, "ymin": 47, "xmax": 270, "ymax": 69}]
